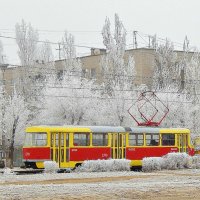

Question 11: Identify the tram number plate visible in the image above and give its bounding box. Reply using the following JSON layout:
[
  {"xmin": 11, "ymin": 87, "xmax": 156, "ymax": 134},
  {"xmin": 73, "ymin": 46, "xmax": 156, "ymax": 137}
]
[
  {"xmin": 102, "ymin": 153, "xmax": 108, "ymax": 158},
  {"xmin": 128, "ymin": 148, "xmax": 135, "ymax": 151},
  {"xmin": 170, "ymin": 148, "xmax": 178, "ymax": 151}
]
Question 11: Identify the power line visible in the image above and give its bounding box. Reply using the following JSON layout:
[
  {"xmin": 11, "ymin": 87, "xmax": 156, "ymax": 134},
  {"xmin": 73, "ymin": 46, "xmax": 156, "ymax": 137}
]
[
  {"xmin": 0, "ymin": 35, "xmax": 97, "ymax": 49},
  {"xmin": 8, "ymin": 91, "xmax": 192, "ymax": 104},
  {"xmin": 2, "ymin": 64, "xmax": 200, "ymax": 85},
  {"xmin": 0, "ymin": 29, "xmax": 190, "ymax": 50},
  {"xmin": 1, "ymin": 76, "xmax": 200, "ymax": 102}
]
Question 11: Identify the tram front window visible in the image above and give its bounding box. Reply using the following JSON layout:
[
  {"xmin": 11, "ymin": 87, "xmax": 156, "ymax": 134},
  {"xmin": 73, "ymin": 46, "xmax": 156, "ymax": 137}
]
[
  {"xmin": 24, "ymin": 132, "xmax": 47, "ymax": 146},
  {"xmin": 162, "ymin": 134, "xmax": 175, "ymax": 146}
]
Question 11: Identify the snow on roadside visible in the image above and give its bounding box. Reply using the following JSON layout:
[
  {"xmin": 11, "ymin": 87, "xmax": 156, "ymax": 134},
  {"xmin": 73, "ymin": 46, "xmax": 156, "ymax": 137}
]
[
  {"xmin": 1, "ymin": 169, "xmax": 200, "ymax": 200},
  {"xmin": 0, "ymin": 170, "xmax": 140, "ymax": 184},
  {"xmin": 142, "ymin": 153, "xmax": 200, "ymax": 172},
  {"xmin": 3, "ymin": 168, "xmax": 15, "ymax": 175},
  {"xmin": 75, "ymin": 159, "xmax": 131, "ymax": 172},
  {"xmin": 44, "ymin": 161, "xmax": 59, "ymax": 173}
]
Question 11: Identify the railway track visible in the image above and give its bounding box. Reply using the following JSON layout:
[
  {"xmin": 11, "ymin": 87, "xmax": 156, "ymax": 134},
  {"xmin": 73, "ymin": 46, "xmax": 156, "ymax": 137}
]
[
  {"xmin": 0, "ymin": 168, "xmax": 44, "ymax": 175},
  {"xmin": 0, "ymin": 168, "xmax": 72, "ymax": 175}
]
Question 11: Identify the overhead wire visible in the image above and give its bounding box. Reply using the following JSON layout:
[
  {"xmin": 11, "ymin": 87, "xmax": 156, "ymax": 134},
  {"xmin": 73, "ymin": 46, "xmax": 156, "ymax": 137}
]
[
  {"xmin": 0, "ymin": 35, "xmax": 97, "ymax": 49},
  {"xmin": 2, "ymin": 64, "xmax": 200, "ymax": 85}
]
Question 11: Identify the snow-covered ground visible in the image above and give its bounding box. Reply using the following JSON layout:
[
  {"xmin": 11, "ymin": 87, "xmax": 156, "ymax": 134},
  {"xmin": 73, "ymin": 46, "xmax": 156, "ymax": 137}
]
[{"xmin": 1, "ymin": 169, "xmax": 200, "ymax": 200}]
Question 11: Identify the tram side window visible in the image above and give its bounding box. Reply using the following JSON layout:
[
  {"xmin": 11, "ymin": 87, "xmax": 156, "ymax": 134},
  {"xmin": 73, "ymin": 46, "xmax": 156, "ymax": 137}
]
[
  {"xmin": 146, "ymin": 134, "xmax": 159, "ymax": 146},
  {"xmin": 129, "ymin": 133, "xmax": 144, "ymax": 146},
  {"xmin": 92, "ymin": 133, "xmax": 108, "ymax": 146},
  {"xmin": 74, "ymin": 133, "xmax": 90, "ymax": 146},
  {"xmin": 24, "ymin": 133, "xmax": 47, "ymax": 146},
  {"xmin": 35, "ymin": 134, "xmax": 47, "ymax": 146},
  {"xmin": 162, "ymin": 134, "xmax": 175, "ymax": 146}
]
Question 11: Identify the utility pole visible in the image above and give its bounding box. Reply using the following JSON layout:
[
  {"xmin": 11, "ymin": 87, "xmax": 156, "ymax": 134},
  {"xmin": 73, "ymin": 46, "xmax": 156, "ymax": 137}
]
[
  {"xmin": 56, "ymin": 43, "xmax": 62, "ymax": 60},
  {"xmin": 183, "ymin": 36, "xmax": 189, "ymax": 52},
  {"xmin": 133, "ymin": 31, "xmax": 138, "ymax": 49},
  {"xmin": 148, "ymin": 35, "xmax": 151, "ymax": 48}
]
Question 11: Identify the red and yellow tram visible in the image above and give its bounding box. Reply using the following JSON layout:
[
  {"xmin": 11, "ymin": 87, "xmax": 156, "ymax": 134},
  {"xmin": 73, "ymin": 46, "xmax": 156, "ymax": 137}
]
[{"xmin": 22, "ymin": 126, "xmax": 195, "ymax": 169}]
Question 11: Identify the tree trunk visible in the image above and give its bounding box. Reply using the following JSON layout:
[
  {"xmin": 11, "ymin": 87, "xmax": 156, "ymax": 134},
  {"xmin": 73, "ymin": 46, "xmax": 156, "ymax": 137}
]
[
  {"xmin": 77, "ymin": 112, "xmax": 84, "ymax": 125},
  {"xmin": 7, "ymin": 117, "xmax": 18, "ymax": 168}
]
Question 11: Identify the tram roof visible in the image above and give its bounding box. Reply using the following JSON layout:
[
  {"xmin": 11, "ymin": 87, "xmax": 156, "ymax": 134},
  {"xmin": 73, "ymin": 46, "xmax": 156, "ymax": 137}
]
[
  {"xmin": 26, "ymin": 125, "xmax": 126, "ymax": 133},
  {"xmin": 26, "ymin": 125, "xmax": 190, "ymax": 134},
  {"xmin": 129, "ymin": 127, "xmax": 161, "ymax": 133},
  {"xmin": 87, "ymin": 126, "xmax": 126, "ymax": 133},
  {"xmin": 130, "ymin": 127, "xmax": 190, "ymax": 133}
]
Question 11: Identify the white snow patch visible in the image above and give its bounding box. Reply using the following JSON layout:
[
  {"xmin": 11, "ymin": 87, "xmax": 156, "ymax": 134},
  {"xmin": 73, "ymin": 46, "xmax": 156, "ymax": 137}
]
[
  {"xmin": 44, "ymin": 161, "xmax": 59, "ymax": 173},
  {"xmin": 164, "ymin": 153, "xmax": 191, "ymax": 169},
  {"xmin": 142, "ymin": 153, "xmax": 200, "ymax": 172},
  {"xmin": 142, "ymin": 157, "xmax": 165, "ymax": 172},
  {"xmin": 75, "ymin": 159, "xmax": 131, "ymax": 172},
  {"xmin": 191, "ymin": 155, "xmax": 200, "ymax": 169},
  {"xmin": 3, "ymin": 168, "xmax": 15, "ymax": 175}
]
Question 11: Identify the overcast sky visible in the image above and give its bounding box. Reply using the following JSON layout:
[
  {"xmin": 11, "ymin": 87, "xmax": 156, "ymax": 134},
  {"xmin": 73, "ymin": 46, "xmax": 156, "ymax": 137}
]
[{"xmin": 0, "ymin": 0, "xmax": 200, "ymax": 64}]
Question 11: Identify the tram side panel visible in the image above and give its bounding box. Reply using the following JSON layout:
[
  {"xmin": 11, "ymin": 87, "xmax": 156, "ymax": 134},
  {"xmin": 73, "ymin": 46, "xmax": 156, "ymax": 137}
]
[
  {"xmin": 23, "ymin": 147, "xmax": 51, "ymax": 160},
  {"xmin": 126, "ymin": 131, "xmax": 195, "ymax": 167},
  {"xmin": 70, "ymin": 147, "xmax": 111, "ymax": 161},
  {"xmin": 126, "ymin": 146, "xmax": 178, "ymax": 160}
]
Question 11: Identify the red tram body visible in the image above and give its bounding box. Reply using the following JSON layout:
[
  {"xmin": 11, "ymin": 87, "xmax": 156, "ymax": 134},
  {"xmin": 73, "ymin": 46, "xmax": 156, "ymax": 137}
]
[{"xmin": 22, "ymin": 126, "xmax": 195, "ymax": 169}]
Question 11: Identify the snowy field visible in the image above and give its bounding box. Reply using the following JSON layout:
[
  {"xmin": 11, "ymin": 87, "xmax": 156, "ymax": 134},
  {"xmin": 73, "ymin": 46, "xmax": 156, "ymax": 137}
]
[{"xmin": 1, "ymin": 169, "xmax": 200, "ymax": 200}]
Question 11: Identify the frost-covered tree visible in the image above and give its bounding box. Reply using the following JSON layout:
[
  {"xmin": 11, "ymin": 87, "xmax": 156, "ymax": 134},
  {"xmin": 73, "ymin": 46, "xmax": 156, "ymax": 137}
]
[
  {"xmin": 35, "ymin": 40, "xmax": 55, "ymax": 83},
  {"xmin": 101, "ymin": 14, "xmax": 127, "ymax": 88},
  {"xmin": 15, "ymin": 19, "xmax": 39, "ymax": 67},
  {"xmin": 15, "ymin": 20, "xmax": 48, "ymax": 122},
  {"xmin": 38, "ymin": 62, "xmax": 99, "ymax": 125},
  {"xmin": 184, "ymin": 51, "xmax": 200, "ymax": 134},
  {"xmin": 100, "ymin": 14, "xmax": 136, "ymax": 126},
  {"xmin": 61, "ymin": 31, "xmax": 76, "ymax": 62},
  {"xmin": 152, "ymin": 40, "xmax": 179, "ymax": 90},
  {"xmin": 0, "ymin": 88, "xmax": 30, "ymax": 168},
  {"xmin": 37, "ymin": 40, "xmax": 54, "ymax": 64},
  {"xmin": 37, "ymin": 32, "xmax": 97, "ymax": 125},
  {"xmin": 15, "ymin": 20, "xmax": 39, "ymax": 97},
  {"xmin": 40, "ymin": 74, "xmax": 97, "ymax": 125},
  {"xmin": 151, "ymin": 37, "xmax": 200, "ymax": 135}
]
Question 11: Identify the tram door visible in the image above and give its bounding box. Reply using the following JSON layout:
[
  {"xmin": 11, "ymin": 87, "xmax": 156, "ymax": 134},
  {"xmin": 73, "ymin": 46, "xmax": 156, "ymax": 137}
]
[
  {"xmin": 51, "ymin": 133, "xmax": 69, "ymax": 168},
  {"xmin": 111, "ymin": 133, "xmax": 126, "ymax": 159},
  {"xmin": 177, "ymin": 134, "xmax": 188, "ymax": 153}
]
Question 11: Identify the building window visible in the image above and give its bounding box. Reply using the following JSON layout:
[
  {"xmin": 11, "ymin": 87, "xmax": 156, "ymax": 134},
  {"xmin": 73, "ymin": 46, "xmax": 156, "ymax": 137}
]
[
  {"xmin": 129, "ymin": 133, "xmax": 144, "ymax": 146},
  {"xmin": 57, "ymin": 70, "xmax": 63, "ymax": 81},
  {"xmin": 146, "ymin": 134, "xmax": 159, "ymax": 146},
  {"xmin": 162, "ymin": 134, "xmax": 175, "ymax": 146},
  {"xmin": 90, "ymin": 68, "xmax": 96, "ymax": 78},
  {"xmin": 92, "ymin": 133, "xmax": 108, "ymax": 146},
  {"xmin": 74, "ymin": 133, "xmax": 90, "ymax": 146}
]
